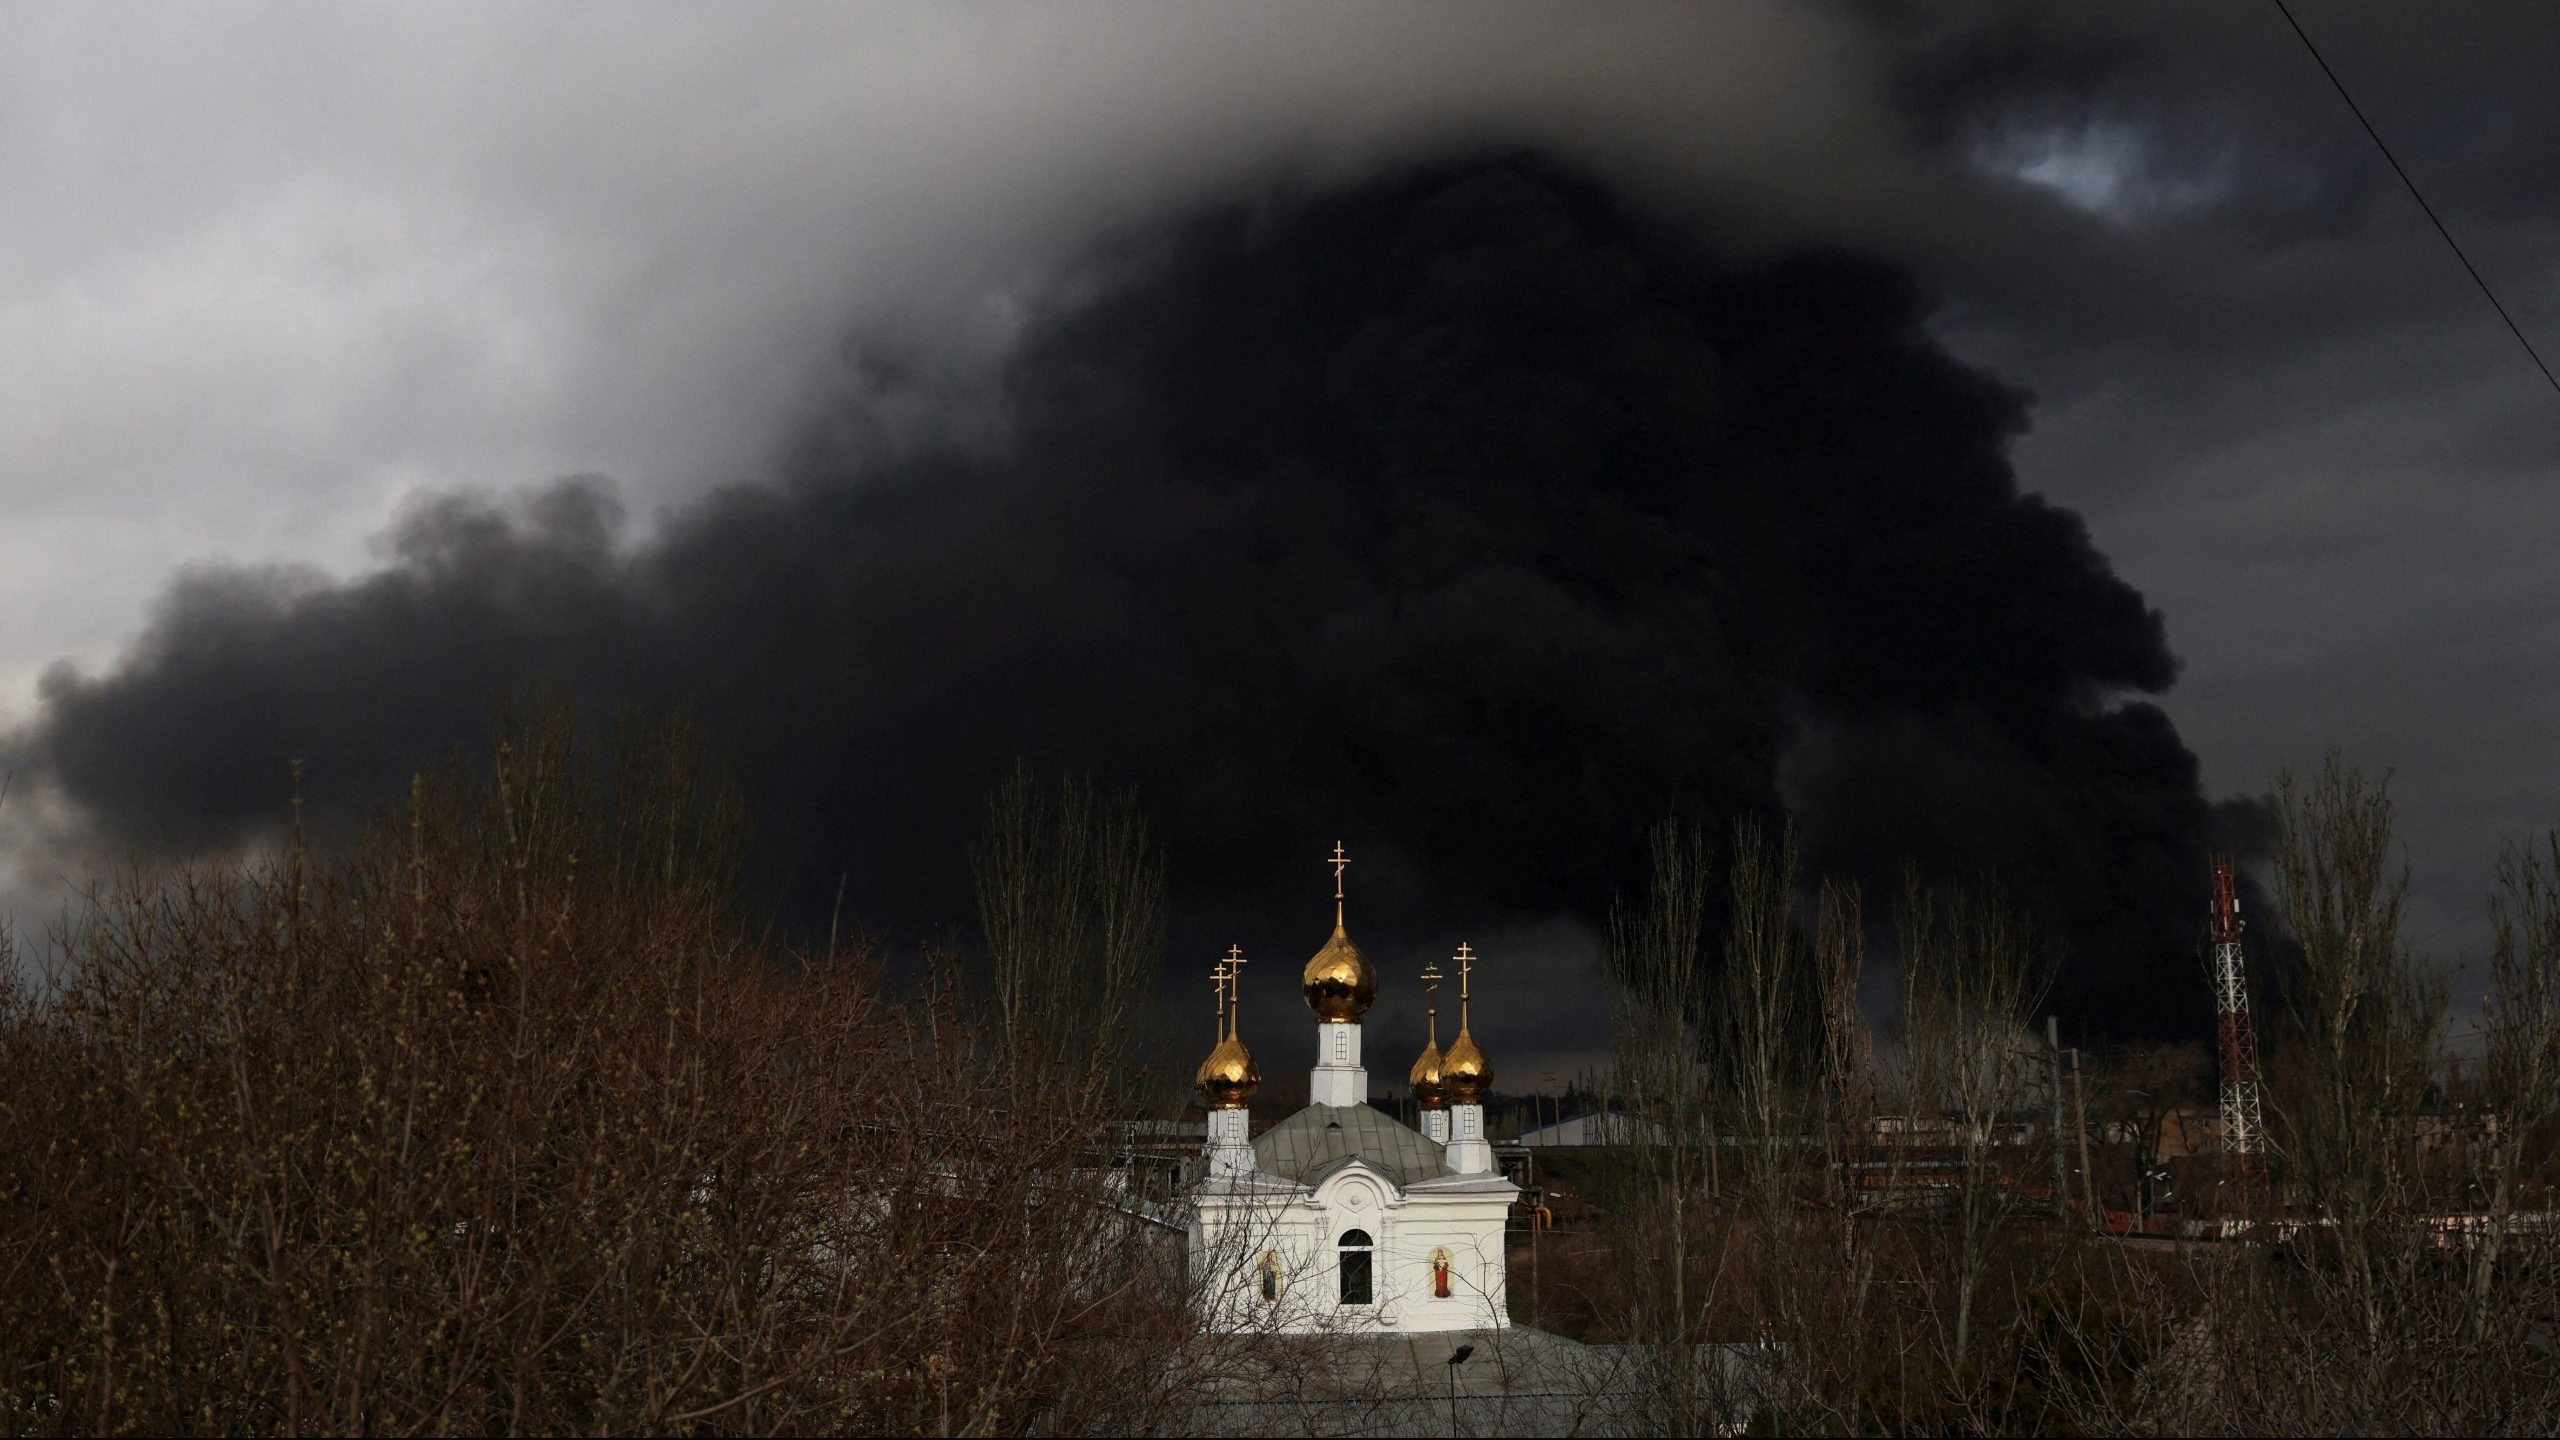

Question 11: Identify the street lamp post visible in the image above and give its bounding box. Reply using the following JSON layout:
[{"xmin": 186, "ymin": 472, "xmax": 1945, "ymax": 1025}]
[{"xmin": 1536, "ymin": 1070, "xmax": 1559, "ymax": 1328}]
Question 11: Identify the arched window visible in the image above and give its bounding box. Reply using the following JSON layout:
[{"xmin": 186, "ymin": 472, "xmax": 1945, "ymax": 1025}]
[
  {"xmin": 1258, "ymin": 1251, "xmax": 1281, "ymax": 1303},
  {"xmin": 1338, "ymin": 1228, "xmax": 1374, "ymax": 1306}
]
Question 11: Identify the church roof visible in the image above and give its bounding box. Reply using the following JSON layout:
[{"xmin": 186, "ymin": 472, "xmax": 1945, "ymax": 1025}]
[{"xmin": 1251, "ymin": 1104, "xmax": 1452, "ymax": 1188}]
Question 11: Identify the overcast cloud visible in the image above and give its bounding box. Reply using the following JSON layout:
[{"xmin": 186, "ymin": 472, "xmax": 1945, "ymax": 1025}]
[
  {"xmin": 3, "ymin": 2, "xmax": 2554, "ymax": 1068},
  {"xmin": 0, "ymin": 2, "xmax": 1898, "ymax": 705}
]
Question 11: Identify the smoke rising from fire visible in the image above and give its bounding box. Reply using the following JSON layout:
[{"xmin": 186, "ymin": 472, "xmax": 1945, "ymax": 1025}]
[{"xmin": 10, "ymin": 152, "xmax": 2243, "ymax": 1038}]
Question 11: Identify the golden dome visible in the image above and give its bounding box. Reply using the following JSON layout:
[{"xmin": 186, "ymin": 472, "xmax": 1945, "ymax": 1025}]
[
  {"xmin": 1196, "ymin": 1031, "xmax": 1260, "ymax": 1111},
  {"xmin": 1302, "ymin": 917, "xmax": 1377, "ymax": 1022},
  {"xmin": 1443, "ymin": 1028, "xmax": 1491, "ymax": 1104},
  {"xmin": 1441, "ymin": 939, "xmax": 1490, "ymax": 1102},
  {"xmin": 1409, "ymin": 1039, "xmax": 1449, "ymax": 1110}
]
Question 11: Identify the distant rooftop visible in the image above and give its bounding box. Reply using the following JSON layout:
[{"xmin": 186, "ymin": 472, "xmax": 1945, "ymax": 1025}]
[{"xmin": 1514, "ymin": 1112, "xmax": 1670, "ymax": 1148}]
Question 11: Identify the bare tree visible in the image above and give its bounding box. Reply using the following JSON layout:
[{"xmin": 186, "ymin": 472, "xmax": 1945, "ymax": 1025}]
[
  {"xmin": 2080, "ymin": 1042, "xmax": 2211, "ymax": 1222},
  {"xmin": 1814, "ymin": 880, "xmax": 1875, "ymax": 1174},
  {"xmin": 2268, "ymin": 750, "xmax": 2449, "ymax": 1347},
  {"xmin": 2470, "ymin": 827, "xmax": 2560, "ymax": 1340},
  {"xmin": 1810, "ymin": 878, "xmax": 1885, "ymax": 1393},
  {"xmin": 1714, "ymin": 814, "xmax": 1844, "ymax": 1429},
  {"xmin": 1719, "ymin": 813, "xmax": 1805, "ymax": 1233},
  {"xmin": 1896, "ymin": 870, "xmax": 2052, "ymax": 1372},
  {"xmin": 973, "ymin": 761, "xmax": 1166, "ymax": 1099},
  {"xmin": 1602, "ymin": 815, "xmax": 1725, "ymax": 1434},
  {"xmin": 0, "ymin": 707, "xmax": 1209, "ymax": 1436}
]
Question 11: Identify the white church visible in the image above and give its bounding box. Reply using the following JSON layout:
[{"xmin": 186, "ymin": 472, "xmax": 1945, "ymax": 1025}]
[{"xmin": 1185, "ymin": 845, "xmax": 1518, "ymax": 1335}]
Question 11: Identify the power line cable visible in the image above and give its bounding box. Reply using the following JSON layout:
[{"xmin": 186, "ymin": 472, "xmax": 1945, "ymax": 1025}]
[{"xmin": 2269, "ymin": 0, "xmax": 2560, "ymax": 398}]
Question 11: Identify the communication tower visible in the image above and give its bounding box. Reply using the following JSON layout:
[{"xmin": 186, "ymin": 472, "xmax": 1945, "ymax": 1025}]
[{"xmin": 2210, "ymin": 854, "xmax": 2268, "ymax": 1206}]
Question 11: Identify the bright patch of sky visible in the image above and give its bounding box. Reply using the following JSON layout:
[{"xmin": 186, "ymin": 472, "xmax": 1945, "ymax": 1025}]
[{"xmin": 1975, "ymin": 119, "xmax": 2228, "ymax": 224}]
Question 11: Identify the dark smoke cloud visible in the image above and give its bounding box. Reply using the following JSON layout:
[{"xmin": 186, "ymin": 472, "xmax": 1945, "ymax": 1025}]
[{"xmin": 12, "ymin": 152, "xmax": 2238, "ymax": 1040}]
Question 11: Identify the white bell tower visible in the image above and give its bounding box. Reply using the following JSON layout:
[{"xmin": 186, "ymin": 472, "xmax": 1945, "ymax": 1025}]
[
  {"xmin": 1442, "ymin": 942, "xmax": 1496, "ymax": 1175},
  {"xmin": 1303, "ymin": 841, "xmax": 1376, "ymax": 1107}
]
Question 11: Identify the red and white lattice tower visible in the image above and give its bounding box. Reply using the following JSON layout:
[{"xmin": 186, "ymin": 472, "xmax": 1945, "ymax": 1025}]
[{"xmin": 2210, "ymin": 854, "xmax": 2267, "ymax": 1201}]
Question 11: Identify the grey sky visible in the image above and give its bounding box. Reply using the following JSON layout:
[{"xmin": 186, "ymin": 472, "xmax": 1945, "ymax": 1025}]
[{"xmin": 2, "ymin": 2, "xmax": 2553, "ymax": 1051}]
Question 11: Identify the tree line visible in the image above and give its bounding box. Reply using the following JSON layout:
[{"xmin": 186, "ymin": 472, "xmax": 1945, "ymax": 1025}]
[
  {"xmin": 1559, "ymin": 752, "xmax": 2560, "ymax": 1433},
  {"xmin": 0, "ymin": 704, "xmax": 1194, "ymax": 1435},
  {"xmin": 1, "ymin": 704, "xmax": 2553, "ymax": 1434}
]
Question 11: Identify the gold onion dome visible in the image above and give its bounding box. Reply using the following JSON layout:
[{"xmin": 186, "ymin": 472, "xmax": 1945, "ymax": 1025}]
[
  {"xmin": 1197, "ymin": 1031, "xmax": 1260, "ymax": 1111},
  {"xmin": 1412, "ymin": 952, "xmax": 1450, "ymax": 1109},
  {"xmin": 1199, "ymin": 945, "xmax": 1261, "ymax": 1110},
  {"xmin": 1442, "ymin": 939, "xmax": 1491, "ymax": 1103},
  {"xmin": 1409, "ymin": 1039, "xmax": 1449, "ymax": 1110},
  {"xmin": 1304, "ymin": 841, "xmax": 1377, "ymax": 1022},
  {"xmin": 1443, "ymin": 1028, "xmax": 1490, "ymax": 1104},
  {"xmin": 1302, "ymin": 918, "xmax": 1377, "ymax": 1022}
]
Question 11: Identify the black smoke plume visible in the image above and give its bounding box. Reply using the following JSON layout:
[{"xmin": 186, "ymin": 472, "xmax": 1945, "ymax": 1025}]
[{"xmin": 12, "ymin": 153, "xmax": 2234, "ymax": 1039}]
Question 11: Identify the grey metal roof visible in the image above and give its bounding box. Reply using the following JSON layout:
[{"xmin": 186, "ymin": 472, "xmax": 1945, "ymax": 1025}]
[{"xmin": 1251, "ymin": 1104, "xmax": 1452, "ymax": 1188}]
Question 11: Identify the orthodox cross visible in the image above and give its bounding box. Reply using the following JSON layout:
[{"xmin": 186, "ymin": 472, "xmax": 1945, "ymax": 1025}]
[
  {"xmin": 1224, "ymin": 944, "xmax": 1248, "ymax": 1036},
  {"xmin": 1212, "ymin": 951, "xmax": 1229, "ymax": 1042},
  {"xmin": 1420, "ymin": 956, "xmax": 1444, "ymax": 1040},
  {"xmin": 1454, "ymin": 941, "xmax": 1476, "ymax": 1028},
  {"xmin": 1329, "ymin": 840, "xmax": 1350, "ymax": 926}
]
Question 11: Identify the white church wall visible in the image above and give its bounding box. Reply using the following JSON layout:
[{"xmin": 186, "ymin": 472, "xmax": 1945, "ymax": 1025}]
[
  {"xmin": 1377, "ymin": 1194, "xmax": 1512, "ymax": 1332},
  {"xmin": 1188, "ymin": 1190, "xmax": 1342, "ymax": 1334},
  {"xmin": 1313, "ymin": 1168, "xmax": 1401, "ymax": 1327},
  {"xmin": 1190, "ymin": 1164, "xmax": 1513, "ymax": 1335}
]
